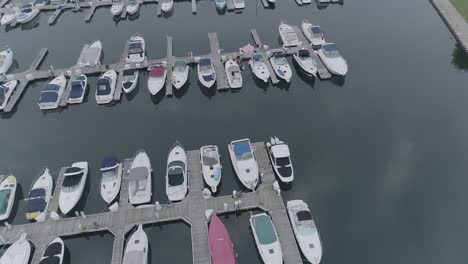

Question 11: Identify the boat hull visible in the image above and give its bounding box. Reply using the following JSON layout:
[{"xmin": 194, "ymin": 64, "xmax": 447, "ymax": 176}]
[{"xmin": 0, "ymin": 175, "xmax": 17, "ymax": 221}]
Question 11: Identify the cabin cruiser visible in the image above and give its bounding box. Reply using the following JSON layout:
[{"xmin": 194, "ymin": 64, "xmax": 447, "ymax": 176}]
[
  {"xmin": 269, "ymin": 54, "xmax": 292, "ymax": 83},
  {"xmin": 302, "ymin": 20, "xmax": 326, "ymax": 47},
  {"xmin": 0, "ymin": 80, "xmax": 18, "ymax": 111},
  {"xmin": 172, "ymin": 60, "xmax": 189, "ymax": 89},
  {"xmin": 225, "ymin": 59, "xmax": 242, "ymax": 89},
  {"xmin": 100, "ymin": 156, "xmax": 122, "ymax": 205},
  {"xmin": 122, "ymin": 69, "xmax": 139, "ymax": 94},
  {"xmin": 128, "ymin": 150, "xmax": 152, "ymax": 205},
  {"xmin": 197, "ymin": 58, "xmax": 216, "ymax": 88},
  {"xmin": 166, "ymin": 141, "xmax": 188, "ymax": 202},
  {"xmin": 67, "ymin": 74, "xmax": 87, "ymax": 104},
  {"xmin": 0, "ymin": 233, "xmax": 31, "ymax": 264},
  {"xmin": 0, "ymin": 175, "xmax": 17, "ymax": 221},
  {"xmin": 249, "ymin": 54, "xmax": 270, "ymax": 83},
  {"xmin": 200, "ymin": 145, "xmax": 222, "ymax": 193},
  {"xmin": 279, "ymin": 22, "xmax": 302, "ymax": 47},
  {"xmin": 209, "ymin": 214, "xmax": 236, "ymax": 264},
  {"xmin": 147, "ymin": 65, "xmax": 166, "ymax": 95},
  {"xmin": 111, "ymin": 0, "xmax": 124, "ymax": 16},
  {"xmin": 215, "ymin": 0, "xmax": 226, "ymax": 9},
  {"xmin": 58, "ymin": 162, "xmax": 88, "ymax": 215},
  {"xmin": 287, "ymin": 200, "xmax": 322, "ymax": 264},
  {"xmin": 96, "ymin": 70, "xmax": 117, "ymax": 104},
  {"xmin": 0, "ymin": 47, "xmax": 13, "ymax": 74},
  {"xmin": 250, "ymin": 213, "xmax": 283, "ymax": 264},
  {"xmin": 126, "ymin": 35, "xmax": 146, "ymax": 63},
  {"xmin": 161, "ymin": 0, "xmax": 173, "ymax": 12},
  {"xmin": 317, "ymin": 43, "xmax": 348, "ymax": 76},
  {"xmin": 293, "ymin": 48, "xmax": 318, "ymax": 77},
  {"xmin": 1, "ymin": 6, "xmax": 20, "ymax": 26},
  {"xmin": 123, "ymin": 225, "xmax": 148, "ymax": 264},
  {"xmin": 228, "ymin": 139, "xmax": 259, "ymax": 191},
  {"xmin": 26, "ymin": 168, "xmax": 53, "ymax": 222},
  {"xmin": 39, "ymin": 237, "xmax": 65, "ymax": 264},
  {"xmin": 266, "ymin": 137, "xmax": 294, "ymax": 183},
  {"xmin": 16, "ymin": 3, "xmax": 39, "ymax": 24},
  {"xmin": 77, "ymin": 40, "xmax": 102, "ymax": 67},
  {"xmin": 38, "ymin": 74, "xmax": 67, "ymax": 110},
  {"xmin": 126, "ymin": 0, "xmax": 140, "ymax": 15},
  {"xmin": 233, "ymin": 0, "xmax": 245, "ymax": 9}
]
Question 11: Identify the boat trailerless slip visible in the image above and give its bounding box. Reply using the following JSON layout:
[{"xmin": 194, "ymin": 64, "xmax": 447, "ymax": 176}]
[
  {"xmin": 166, "ymin": 141, "xmax": 188, "ymax": 202},
  {"xmin": 250, "ymin": 213, "xmax": 283, "ymax": 264},
  {"xmin": 26, "ymin": 168, "xmax": 53, "ymax": 222},
  {"xmin": 58, "ymin": 162, "xmax": 88, "ymax": 215}
]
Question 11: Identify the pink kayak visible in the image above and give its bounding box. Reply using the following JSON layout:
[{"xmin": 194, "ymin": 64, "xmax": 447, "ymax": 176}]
[{"xmin": 209, "ymin": 214, "xmax": 236, "ymax": 264}]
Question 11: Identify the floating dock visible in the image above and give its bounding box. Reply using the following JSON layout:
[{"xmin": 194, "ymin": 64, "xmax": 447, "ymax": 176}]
[{"xmin": 208, "ymin": 33, "xmax": 230, "ymax": 90}]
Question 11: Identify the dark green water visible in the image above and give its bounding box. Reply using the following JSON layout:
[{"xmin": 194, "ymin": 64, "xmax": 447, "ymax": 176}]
[{"xmin": 1, "ymin": 0, "xmax": 468, "ymax": 263}]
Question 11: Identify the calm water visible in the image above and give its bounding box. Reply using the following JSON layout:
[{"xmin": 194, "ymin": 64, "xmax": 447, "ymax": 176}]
[{"xmin": 1, "ymin": 0, "xmax": 468, "ymax": 263}]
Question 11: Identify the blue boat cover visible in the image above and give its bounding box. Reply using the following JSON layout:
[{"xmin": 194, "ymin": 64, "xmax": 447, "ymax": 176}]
[
  {"xmin": 39, "ymin": 91, "xmax": 58, "ymax": 104},
  {"xmin": 43, "ymin": 84, "xmax": 60, "ymax": 92},
  {"xmin": 234, "ymin": 142, "xmax": 251, "ymax": 156},
  {"xmin": 27, "ymin": 196, "xmax": 47, "ymax": 213},
  {"xmin": 202, "ymin": 74, "xmax": 214, "ymax": 82},
  {"xmin": 101, "ymin": 156, "xmax": 119, "ymax": 170},
  {"xmin": 96, "ymin": 77, "xmax": 111, "ymax": 96},
  {"xmin": 311, "ymin": 26, "xmax": 322, "ymax": 34},
  {"xmin": 323, "ymin": 43, "xmax": 337, "ymax": 52},
  {"xmin": 252, "ymin": 54, "xmax": 263, "ymax": 61},
  {"xmin": 199, "ymin": 58, "xmax": 211, "ymax": 66},
  {"xmin": 29, "ymin": 188, "xmax": 45, "ymax": 198},
  {"xmin": 69, "ymin": 81, "xmax": 84, "ymax": 99}
]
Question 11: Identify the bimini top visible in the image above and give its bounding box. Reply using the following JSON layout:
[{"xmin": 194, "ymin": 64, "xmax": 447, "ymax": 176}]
[
  {"xmin": 199, "ymin": 58, "xmax": 212, "ymax": 67},
  {"xmin": 252, "ymin": 54, "xmax": 263, "ymax": 61},
  {"xmin": 234, "ymin": 142, "xmax": 251, "ymax": 156},
  {"xmin": 39, "ymin": 84, "xmax": 60, "ymax": 103},
  {"xmin": 101, "ymin": 156, "xmax": 119, "ymax": 171},
  {"xmin": 150, "ymin": 66, "xmax": 165, "ymax": 77},
  {"xmin": 128, "ymin": 42, "xmax": 143, "ymax": 55},
  {"xmin": 310, "ymin": 26, "xmax": 322, "ymax": 35},
  {"xmin": 69, "ymin": 80, "xmax": 84, "ymax": 99},
  {"xmin": 96, "ymin": 77, "xmax": 111, "ymax": 96},
  {"xmin": 252, "ymin": 214, "xmax": 277, "ymax": 245},
  {"xmin": 271, "ymin": 144, "xmax": 290, "ymax": 158},
  {"xmin": 27, "ymin": 188, "xmax": 47, "ymax": 213},
  {"xmin": 168, "ymin": 161, "xmax": 185, "ymax": 186}
]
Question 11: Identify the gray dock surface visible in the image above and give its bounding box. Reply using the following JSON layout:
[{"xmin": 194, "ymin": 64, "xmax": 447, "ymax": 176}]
[
  {"xmin": 208, "ymin": 32, "xmax": 230, "ymax": 90},
  {"xmin": 165, "ymin": 36, "xmax": 174, "ymax": 96}
]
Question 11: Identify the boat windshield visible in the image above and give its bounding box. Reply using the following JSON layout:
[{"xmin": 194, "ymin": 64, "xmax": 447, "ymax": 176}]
[
  {"xmin": 283, "ymin": 31, "xmax": 299, "ymax": 43},
  {"xmin": 296, "ymin": 210, "xmax": 317, "ymax": 235},
  {"xmin": 274, "ymin": 57, "xmax": 287, "ymax": 66},
  {"xmin": 97, "ymin": 78, "xmax": 111, "ymax": 95},
  {"xmin": 233, "ymin": 142, "xmax": 253, "ymax": 160},
  {"xmin": 129, "ymin": 42, "xmax": 143, "ymax": 55},
  {"xmin": 202, "ymin": 148, "xmax": 219, "ymax": 166},
  {"xmin": 69, "ymin": 81, "xmax": 84, "ymax": 99},
  {"xmin": 174, "ymin": 61, "xmax": 186, "ymax": 72},
  {"xmin": 199, "ymin": 59, "xmax": 213, "ymax": 72},
  {"xmin": 275, "ymin": 157, "xmax": 290, "ymax": 166},
  {"xmin": 102, "ymin": 168, "xmax": 118, "ymax": 182},
  {"xmin": 62, "ymin": 172, "xmax": 84, "ymax": 192},
  {"xmin": 323, "ymin": 44, "xmax": 340, "ymax": 57},
  {"xmin": 168, "ymin": 166, "xmax": 184, "ymax": 186},
  {"xmin": 0, "ymin": 189, "xmax": 11, "ymax": 215},
  {"xmin": 310, "ymin": 26, "xmax": 323, "ymax": 38},
  {"xmin": 253, "ymin": 215, "xmax": 277, "ymax": 245}
]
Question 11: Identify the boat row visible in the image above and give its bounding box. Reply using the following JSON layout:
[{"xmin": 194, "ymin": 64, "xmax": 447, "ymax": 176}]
[
  {"xmin": 0, "ymin": 234, "xmax": 65, "ymax": 264},
  {"xmin": 110, "ymin": 0, "xmax": 174, "ymax": 16},
  {"xmin": 0, "ymin": 3, "xmax": 41, "ymax": 26}
]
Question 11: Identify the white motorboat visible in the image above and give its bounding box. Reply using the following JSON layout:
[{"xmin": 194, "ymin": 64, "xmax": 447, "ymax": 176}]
[
  {"xmin": 250, "ymin": 213, "xmax": 283, "ymax": 264},
  {"xmin": 279, "ymin": 22, "xmax": 302, "ymax": 47},
  {"xmin": 111, "ymin": 0, "xmax": 124, "ymax": 16},
  {"xmin": 0, "ymin": 80, "xmax": 18, "ymax": 111},
  {"xmin": 126, "ymin": 0, "xmax": 140, "ymax": 15},
  {"xmin": 147, "ymin": 65, "xmax": 166, "ymax": 95},
  {"xmin": 249, "ymin": 54, "xmax": 270, "ymax": 83},
  {"xmin": 16, "ymin": 3, "xmax": 39, "ymax": 24},
  {"xmin": 197, "ymin": 58, "xmax": 216, "ymax": 88},
  {"xmin": 302, "ymin": 20, "xmax": 326, "ymax": 47},
  {"xmin": 39, "ymin": 237, "xmax": 65, "ymax": 264},
  {"xmin": 123, "ymin": 225, "xmax": 148, "ymax": 264},
  {"xmin": 233, "ymin": 0, "xmax": 245, "ymax": 9},
  {"xmin": 128, "ymin": 150, "xmax": 152, "ymax": 205},
  {"xmin": 100, "ymin": 156, "xmax": 122, "ymax": 205},
  {"xmin": 266, "ymin": 137, "xmax": 294, "ymax": 183},
  {"xmin": 126, "ymin": 35, "xmax": 146, "ymax": 63},
  {"xmin": 1, "ymin": 6, "xmax": 20, "ymax": 26},
  {"xmin": 96, "ymin": 70, "xmax": 117, "ymax": 104},
  {"xmin": 200, "ymin": 145, "xmax": 222, "ymax": 193},
  {"xmin": 26, "ymin": 168, "xmax": 53, "ymax": 222},
  {"xmin": 269, "ymin": 55, "xmax": 292, "ymax": 83},
  {"xmin": 215, "ymin": 0, "xmax": 226, "ymax": 9},
  {"xmin": 58, "ymin": 162, "xmax": 88, "ymax": 215},
  {"xmin": 172, "ymin": 60, "xmax": 189, "ymax": 89},
  {"xmin": 67, "ymin": 74, "xmax": 87, "ymax": 104},
  {"xmin": 287, "ymin": 200, "xmax": 322, "ymax": 264},
  {"xmin": 0, "ymin": 175, "xmax": 16, "ymax": 221},
  {"xmin": 38, "ymin": 74, "xmax": 67, "ymax": 110},
  {"xmin": 161, "ymin": 0, "xmax": 173, "ymax": 12},
  {"xmin": 0, "ymin": 233, "xmax": 31, "ymax": 264},
  {"xmin": 77, "ymin": 40, "xmax": 102, "ymax": 67},
  {"xmin": 317, "ymin": 43, "xmax": 348, "ymax": 76},
  {"xmin": 293, "ymin": 48, "xmax": 318, "ymax": 77},
  {"xmin": 0, "ymin": 47, "xmax": 13, "ymax": 74},
  {"xmin": 166, "ymin": 141, "xmax": 188, "ymax": 202},
  {"xmin": 122, "ymin": 69, "xmax": 139, "ymax": 94},
  {"xmin": 225, "ymin": 59, "xmax": 242, "ymax": 89},
  {"xmin": 228, "ymin": 139, "xmax": 259, "ymax": 191}
]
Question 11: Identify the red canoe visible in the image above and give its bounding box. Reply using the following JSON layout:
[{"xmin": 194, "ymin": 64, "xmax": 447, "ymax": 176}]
[{"xmin": 209, "ymin": 214, "xmax": 236, "ymax": 264}]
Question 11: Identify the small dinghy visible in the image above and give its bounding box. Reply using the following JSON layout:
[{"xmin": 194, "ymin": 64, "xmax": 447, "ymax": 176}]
[
  {"xmin": 166, "ymin": 141, "xmax": 188, "ymax": 202},
  {"xmin": 147, "ymin": 65, "xmax": 166, "ymax": 95},
  {"xmin": 209, "ymin": 214, "xmax": 236, "ymax": 264},
  {"xmin": 67, "ymin": 74, "xmax": 87, "ymax": 104},
  {"xmin": 233, "ymin": 0, "xmax": 245, "ymax": 9},
  {"xmin": 0, "ymin": 233, "xmax": 31, "ymax": 264},
  {"xmin": 172, "ymin": 60, "xmax": 189, "ymax": 89},
  {"xmin": 126, "ymin": 0, "xmax": 140, "ymax": 15},
  {"xmin": 0, "ymin": 47, "xmax": 13, "ymax": 74},
  {"xmin": 317, "ymin": 43, "xmax": 348, "ymax": 76},
  {"xmin": 0, "ymin": 175, "xmax": 17, "ymax": 221},
  {"xmin": 228, "ymin": 139, "xmax": 259, "ymax": 191},
  {"xmin": 38, "ymin": 237, "xmax": 65, "ymax": 264},
  {"xmin": 16, "ymin": 3, "xmax": 39, "ymax": 24},
  {"xmin": 126, "ymin": 35, "xmax": 146, "ymax": 63},
  {"xmin": 293, "ymin": 48, "xmax": 318, "ymax": 77},
  {"xmin": 269, "ymin": 54, "xmax": 292, "ymax": 83},
  {"xmin": 200, "ymin": 145, "xmax": 222, "ymax": 193},
  {"xmin": 250, "ymin": 213, "xmax": 283, "ymax": 264},
  {"xmin": 197, "ymin": 58, "xmax": 216, "ymax": 88},
  {"xmin": 215, "ymin": 0, "xmax": 226, "ymax": 9},
  {"xmin": 161, "ymin": 0, "xmax": 173, "ymax": 12},
  {"xmin": 279, "ymin": 22, "xmax": 302, "ymax": 47},
  {"xmin": 122, "ymin": 69, "xmax": 139, "ymax": 94},
  {"xmin": 0, "ymin": 80, "xmax": 18, "ymax": 111},
  {"xmin": 58, "ymin": 162, "xmax": 88, "ymax": 215},
  {"xmin": 111, "ymin": 0, "xmax": 124, "ymax": 16},
  {"xmin": 100, "ymin": 156, "xmax": 122, "ymax": 205},
  {"xmin": 123, "ymin": 225, "xmax": 148, "ymax": 264},
  {"xmin": 225, "ymin": 59, "xmax": 242, "ymax": 89},
  {"xmin": 96, "ymin": 70, "xmax": 117, "ymax": 104},
  {"xmin": 287, "ymin": 200, "xmax": 322, "ymax": 264},
  {"xmin": 249, "ymin": 54, "xmax": 270, "ymax": 83},
  {"xmin": 38, "ymin": 74, "xmax": 67, "ymax": 110},
  {"xmin": 266, "ymin": 137, "xmax": 294, "ymax": 183},
  {"xmin": 128, "ymin": 150, "xmax": 152, "ymax": 205},
  {"xmin": 302, "ymin": 20, "xmax": 326, "ymax": 47},
  {"xmin": 26, "ymin": 168, "xmax": 53, "ymax": 222},
  {"xmin": 1, "ymin": 6, "xmax": 20, "ymax": 26},
  {"xmin": 77, "ymin": 40, "xmax": 102, "ymax": 67}
]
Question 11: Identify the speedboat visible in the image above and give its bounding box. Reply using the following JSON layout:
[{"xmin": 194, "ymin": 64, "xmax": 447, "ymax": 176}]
[
  {"xmin": 209, "ymin": 214, "xmax": 235, "ymax": 264},
  {"xmin": 34, "ymin": 0, "xmax": 49, "ymax": 7},
  {"xmin": 100, "ymin": 156, "xmax": 122, "ymax": 205},
  {"xmin": 126, "ymin": 0, "xmax": 140, "ymax": 15},
  {"xmin": 38, "ymin": 74, "xmax": 67, "ymax": 110},
  {"xmin": 287, "ymin": 200, "xmax": 322, "ymax": 264},
  {"xmin": 302, "ymin": 20, "xmax": 326, "ymax": 47},
  {"xmin": 26, "ymin": 168, "xmax": 53, "ymax": 222},
  {"xmin": 0, "ymin": 80, "xmax": 18, "ymax": 111},
  {"xmin": 1, "ymin": 6, "xmax": 20, "ymax": 26},
  {"xmin": 77, "ymin": 40, "xmax": 102, "ymax": 67},
  {"xmin": 266, "ymin": 137, "xmax": 294, "ymax": 183},
  {"xmin": 16, "ymin": 3, "xmax": 39, "ymax": 24},
  {"xmin": 128, "ymin": 150, "xmax": 152, "ymax": 205},
  {"xmin": 126, "ymin": 35, "xmax": 146, "ymax": 63},
  {"xmin": 279, "ymin": 22, "xmax": 302, "ymax": 47},
  {"xmin": 122, "ymin": 69, "xmax": 139, "ymax": 94},
  {"xmin": 172, "ymin": 60, "xmax": 189, "ymax": 89},
  {"xmin": 166, "ymin": 141, "xmax": 188, "ymax": 202},
  {"xmin": 215, "ymin": 0, "xmax": 226, "ymax": 9},
  {"xmin": 250, "ymin": 213, "xmax": 283, "ymax": 264},
  {"xmin": 317, "ymin": 43, "xmax": 348, "ymax": 76},
  {"xmin": 293, "ymin": 48, "xmax": 318, "ymax": 77},
  {"xmin": 200, "ymin": 145, "xmax": 222, "ymax": 193},
  {"xmin": 0, "ymin": 233, "xmax": 30, "ymax": 264},
  {"xmin": 233, "ymin": 0, "xmax": 245, "ymax": 9},
  {"xmin": 228, "ymin": 139, "xmax": 259, "ymax": 191},
  {"xmin": 269, "ymin": 55, "xmax": 292, "ymax": 83},
  {"xmin": 123, "ymin": 225, "xmax": 148, "ymax": 264},
  {"xmin": 67, "ymin": 74, "xmax": 87, "ymax": 104},
  {"xmin": 0, "ymin": 175, "xmax": 16, "ymax": 221},
  {"xmin": 225, "ymin": 59, "xmax": 242, "ymax": 89},
  {"xmin": 161, "ymin": 0, "xmax": 173, "ymax": 12},
  {"xmin": 0, "ymin": 47, "xmax": 13, "ymax": 74},
  {"xmin": 249, "ymin": 54, "xmax": 270, "ymax": 83},
  {"xmin": 147, "ymin": 65, "xmax": 166, "ymax": 95},
  {"xmin": 197, "ymin": 58, "xmax": 216, "ymax": 88},
  {"xmin": 58, "ymin": 162, "xmax": 88, "ymax": 215},
  {"xmin": 111, "ymin": 0, "xmax": 124, "ymax": 16},
  {"xmin": 39, "ymin": 237, "xmax": 65, "ymax": 264},
  {"xmin": 96, "ymin": 70, "xmax": 117, "ymax": 104}
]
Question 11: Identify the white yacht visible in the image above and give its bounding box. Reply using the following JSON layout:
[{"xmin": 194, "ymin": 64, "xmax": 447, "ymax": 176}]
[
  {"xmin": 287, "ymin": 200, "xmax": 322, "ymax": 264},
  {"xmin": 233, "ymin": 0, "xmax": 245, "ymax": 9},
  {"xmin": 126, "ymin": 35, "xmax": 146, "ymax": 63},
  {"xmin": 172, "ymin": 60, "xmax": 189, "ymax": 89},
  {"xmin": 279, "ymin": 22, "xmax": 302, "ymax": 47},
  {"xmin": 122, "ymin": 69, "xmax": 139, "ymax": 94},
  {"xmin": 0, "ymin": 233, "xmax": 31, "ymax": 264},
  {"xmin": 77, "ymin": 40, "xmax": 102, "ymax": 67},
  {"xmin": 39, "ymin": 237, "xmax": 65, "ymax": 264},
  {"xmin": 200, "ymin": 145, "xmax": 222, "ymax": 193},
  {"xmin": 128, "ymin": 150, "xmax": 152, "ymax": 205},
  {"xmin": 225, "ymin": 59, "xmax": 242, "ymax": 89},
  {"xmin": 126, "ymin": 0, "xmax": 140, "ymax": 15},
  {"xmin": 1, "ymin": 6, "xmax": 20, "ymax": 26},
  {"xmin": 100, "ymin": 156, "xmax": 122, "ymax": 205},
  {"xmin": 250, "ymin": 213, "xmax": 283, "ymax": 264},
  {"xmin": 249, "ymin": 54, "xmax": 270, "ymax": 83},
  {"xmin": 0, "ymin": 175, "xmax": 17, "ymax": 221},
  {"xmin": 58, "ymin": 162, "xmax": 88, "ymax": 215},
  {"xmin": 293, "ymin": 48, "xmax": 318, "ymax": 77},
  {"xmin": 166, "ymin": 141, "xmax": 188, "ymax": 202},
  {"xmin": 96, "ymin": 70, "xmax": 117, "ymax": 104},
  {"xmin": 161, "ymin": 0, "xmax": 173, "ymax": 12},
  {"xmin": 302, "ymin": 20, "xmax": 326, "ymax": 47},
  {"xmin": 38, "ymin": 74, "xmax": 67, "ymax": 110},
  {"xmin": 0, "ymin": 47, "xmax": 13, "ymax": 74},
  {"xmin": 16, "ymin": 3, "xmax": 39, "ymax": 24},
  {"xmin": 0, "ymin": 80, "xmax": 18, "ymax": 111},
  {"xmin": 111, "ymin": 0, "xmax": 124, "ymax": 16},
  {"xmin": 317, "ymin": 43, "xmax": 348, "ymax": 76},
  {"xmin": 228, "ymin": 139, "xmax": 259, "ymax": 191},
  {"xmin": 266, "ymin": 137, "xmax": 294, "ymax": 183},
  {"xmin": 123, "ymin": 225, "xmax": 148, "ymax": 264},
  {"xmin": 147, "ymin": 65, "xmax": 166, "ymax": 95},
  {"xmin": 26, "ymin": 168, "xmax": 53, "ymax": 222},
  {"xmin": 197, "ymin": 58, "xmax": 216, "ymax": 88},
  {"xmin": 269, "ymin": 55, "xmax": 292, "ymax": 83},
  {"xmin": 67, "ymin": 74, "xmax": 87, "ymax": 104}
]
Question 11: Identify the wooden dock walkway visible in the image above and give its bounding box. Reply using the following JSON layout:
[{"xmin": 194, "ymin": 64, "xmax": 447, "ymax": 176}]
[
  {"xmin": 165, "ymin": 36, "xmax": 174, "ymax": 96},
  {"xmin": 208, "ymin": 32, "xmax": 230, "ymax": 90}
]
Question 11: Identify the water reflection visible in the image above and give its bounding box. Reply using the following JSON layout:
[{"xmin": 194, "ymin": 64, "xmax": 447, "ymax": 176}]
[{"xmin": 451, "ymin": 43, "xmax": 468, "ymax": 70}]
